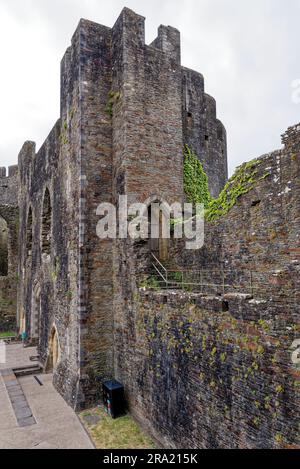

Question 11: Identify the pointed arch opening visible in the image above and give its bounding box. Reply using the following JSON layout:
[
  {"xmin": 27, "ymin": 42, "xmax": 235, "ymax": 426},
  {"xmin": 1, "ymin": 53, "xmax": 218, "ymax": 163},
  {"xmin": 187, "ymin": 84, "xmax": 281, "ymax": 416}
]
[
  {"xmin": 41, "ymin": 188, "xmax": 52, "ymax": 256},
  {"xmin": 45, "ymin": 325, "xmax": 60, "ymax": 372},
  {"xmin": 147, "ymin": 198, "xmax": 170, "ymax": 262}
]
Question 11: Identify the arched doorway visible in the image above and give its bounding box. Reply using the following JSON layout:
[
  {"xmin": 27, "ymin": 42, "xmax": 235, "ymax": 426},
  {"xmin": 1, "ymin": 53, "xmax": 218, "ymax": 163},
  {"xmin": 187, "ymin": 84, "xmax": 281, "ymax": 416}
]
[
  {"xmin": 147, "ymin": 200, "xmax": 170, "ymax": 261},
  {"xmin": 45, "ymin": 325, "xmax": 60, "ymax": 372}
]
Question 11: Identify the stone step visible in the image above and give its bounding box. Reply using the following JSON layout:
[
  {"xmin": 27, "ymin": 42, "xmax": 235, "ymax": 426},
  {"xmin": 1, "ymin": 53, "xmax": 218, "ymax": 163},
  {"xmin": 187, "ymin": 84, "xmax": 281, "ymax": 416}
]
[{"xmin": 13, "ymin": 365, "xmax": 43, "ymax": 377}]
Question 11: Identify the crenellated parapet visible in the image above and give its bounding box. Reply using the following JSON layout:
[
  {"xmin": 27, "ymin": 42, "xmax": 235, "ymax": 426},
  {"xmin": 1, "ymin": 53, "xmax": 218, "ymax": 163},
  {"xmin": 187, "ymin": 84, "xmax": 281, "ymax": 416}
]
[
  {"xmin": 282, "ymin": 122, "xmax": 300, "ymax": 153},
  {"xmin": 0, "ymin": 165, "xmax": 19, "ymax": 209}
]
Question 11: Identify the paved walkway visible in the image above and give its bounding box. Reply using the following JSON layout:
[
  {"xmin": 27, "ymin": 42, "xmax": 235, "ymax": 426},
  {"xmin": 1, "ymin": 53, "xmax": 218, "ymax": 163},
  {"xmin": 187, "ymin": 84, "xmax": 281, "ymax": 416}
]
[
  {"xmin": 0, "ymin": 343, "xmax": 94, "ymax": 449},
  {"xmin": 0, "ymin": 342, "xmax": 38, "ymax": 370}
]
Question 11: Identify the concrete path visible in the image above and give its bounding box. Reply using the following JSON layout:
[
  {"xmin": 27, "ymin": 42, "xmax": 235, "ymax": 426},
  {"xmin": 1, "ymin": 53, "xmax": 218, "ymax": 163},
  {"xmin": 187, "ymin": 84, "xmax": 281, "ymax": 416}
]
[{"xmin": 0, "ymin": 343, "xmax": 94, "ymax": 449}]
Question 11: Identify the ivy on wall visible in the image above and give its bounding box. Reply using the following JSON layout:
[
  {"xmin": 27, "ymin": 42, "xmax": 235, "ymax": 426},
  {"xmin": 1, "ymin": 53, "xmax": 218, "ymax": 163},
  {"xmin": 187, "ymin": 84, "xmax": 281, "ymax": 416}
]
[
  {"xmin": 183, "ymin": 145, "xmax": 211, "ymax": 208},
  {"xmin": 183, "ymin": 145, "xmax": 270, "ymax": 222},
  {"xmin": 205, "ymin": 159, "xmax": 270, "ymax": 221}
]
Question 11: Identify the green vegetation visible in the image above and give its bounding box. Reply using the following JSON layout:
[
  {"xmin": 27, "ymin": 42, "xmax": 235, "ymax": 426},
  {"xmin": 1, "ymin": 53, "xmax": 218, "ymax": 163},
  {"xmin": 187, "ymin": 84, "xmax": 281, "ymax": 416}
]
[
  {"xmin": 66, "ymin": 290, "xmax": 73, "ymax": 300},
  {"xmin": 105, "ymin": 90, "xmax": 121, "ymax": 118},
  {"xmin": 140, "ymin": 277, "xmax": 161, "ymax": 290},
  {"xmin": 258, "ymin": 319, "xmax": 270, "ymax": 332},
  {"xmin": 205, "ymin": 160, "xmax": 269, "ymax": 221},
  {"xmin": 183, "ymin": 145, "xmax": 211, "ymax": 208},
  {"xmin": 0, "ymin": 297, "xmax": 13, "ymax": 308},
  {"xmin": 60, "ymin": 121, "xmax": 69, "ymax": 145},
  {"xmin": 0, "ymin": 331, "xmax": 16, "ymax": 338},
  {"xmin": 168, "ymin": 271, "xmax": 183, "ymax": 282},
  {"xmin": 275, "ymin": 433, "xmax": 284, "ymax": 445},
  {"xmin": 183, "ymin": 145, "xmax": 271, "ymax": 222},
  {"xmin": 80, "ymin": 406, "xmax": 156, "ymax": 449}
]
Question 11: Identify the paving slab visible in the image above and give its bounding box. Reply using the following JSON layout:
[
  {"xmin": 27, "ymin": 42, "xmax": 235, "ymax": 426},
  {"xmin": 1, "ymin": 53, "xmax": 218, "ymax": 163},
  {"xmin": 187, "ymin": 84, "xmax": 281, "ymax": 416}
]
[
  {"xmin": 18, "ymin": 417, "xmax": 36, "ymax": 428},
  {"xmin": 5, "ymin": 380, "xmax": 19, "ymax": 388},
  {"xmin": 0, "ymin": 344, "xmax": 94, "ymax": 449},
  {"xmin": 10, "ymin": 394, "xmax": 27, "ymax": 403},
  {"xmin": 0, "ymin": 343, "xmax": 37, "ymax": 370},
  {"xmin": 8, "ymin": 389, "xmax": 24, "ymax": 397}
]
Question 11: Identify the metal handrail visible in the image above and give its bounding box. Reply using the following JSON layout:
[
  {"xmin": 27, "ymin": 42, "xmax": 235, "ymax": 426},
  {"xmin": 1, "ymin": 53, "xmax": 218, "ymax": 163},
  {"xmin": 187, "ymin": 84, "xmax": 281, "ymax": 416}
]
[
  {"xmin": 152, "ymin": 263, "xmax": 168, "ymax": 284},
  {"xmin": 151, "ymin": 252, "xmax": 167, "ymax": 274},
  {"xmin": 148, "ymin": 255, "xmax": 297, "ymax": 298},
  {"xmin": 149, "ymin": 253, "xmax": 256, "ymax": 295}
]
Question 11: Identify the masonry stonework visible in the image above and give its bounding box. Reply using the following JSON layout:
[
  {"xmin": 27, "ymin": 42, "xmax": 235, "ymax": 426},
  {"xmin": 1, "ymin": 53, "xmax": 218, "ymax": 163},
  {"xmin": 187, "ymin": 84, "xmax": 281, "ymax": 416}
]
[
  {"xmin": 0, "ymin": 166, "xmax": 19, "ymax": 332},
  {"xmin": 0, "ymin": 8, "xmax": 299, "ymax": 449},
  {"xmin": 114, "ymin": 128, "xmax": 300, "ymax": 448}
]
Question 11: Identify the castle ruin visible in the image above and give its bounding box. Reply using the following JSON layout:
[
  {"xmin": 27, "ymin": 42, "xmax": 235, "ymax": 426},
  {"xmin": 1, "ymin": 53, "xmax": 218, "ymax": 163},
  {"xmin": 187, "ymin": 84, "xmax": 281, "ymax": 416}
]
[{"xmin": 0, "ymin": 8, "xmax": 299, "ymax": 449}]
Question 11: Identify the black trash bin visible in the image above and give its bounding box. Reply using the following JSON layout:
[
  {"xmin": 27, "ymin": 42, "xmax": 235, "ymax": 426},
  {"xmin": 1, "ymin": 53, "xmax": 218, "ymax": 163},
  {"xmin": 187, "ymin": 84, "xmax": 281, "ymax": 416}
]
[{"xmin": 102, "ymin": 380, "xmax": 125, "ymax": 419}]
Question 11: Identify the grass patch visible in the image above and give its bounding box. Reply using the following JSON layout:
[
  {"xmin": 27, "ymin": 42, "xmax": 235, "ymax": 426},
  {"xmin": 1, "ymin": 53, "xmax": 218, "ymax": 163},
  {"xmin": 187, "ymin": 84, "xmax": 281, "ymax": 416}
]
[
  {"xmin": 0, "ymin": 331, "xmax": 16, "ymax": 338},
  {"xmin": 79, "ymin": 406, "xmax": 156, "ymax": 449}
]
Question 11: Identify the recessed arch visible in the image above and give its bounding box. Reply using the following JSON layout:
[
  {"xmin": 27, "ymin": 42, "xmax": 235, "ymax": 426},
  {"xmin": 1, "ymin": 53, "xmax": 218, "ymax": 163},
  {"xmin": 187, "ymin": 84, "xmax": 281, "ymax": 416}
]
[
  {"xmin": 45, "ymin": 324, "xmax": 60, "ymax": 373},
  {"xmin": 41, "ymin": 188, "xmax": 52, "ymax": 256},
  {"xmin": 145, "ymin": 197, "xmax": 170, "ymax": 261},
  {"xmin": 0, "ymin": 216, "xmax": 8, "ymax": 276}
]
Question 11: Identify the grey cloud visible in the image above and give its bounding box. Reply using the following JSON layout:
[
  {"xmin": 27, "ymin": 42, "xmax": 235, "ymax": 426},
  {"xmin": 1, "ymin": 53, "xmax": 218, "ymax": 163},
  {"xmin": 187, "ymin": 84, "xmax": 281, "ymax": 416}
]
[{"xmin": 0, "ymin": 0, "xmax": 299, "ymax": 177}]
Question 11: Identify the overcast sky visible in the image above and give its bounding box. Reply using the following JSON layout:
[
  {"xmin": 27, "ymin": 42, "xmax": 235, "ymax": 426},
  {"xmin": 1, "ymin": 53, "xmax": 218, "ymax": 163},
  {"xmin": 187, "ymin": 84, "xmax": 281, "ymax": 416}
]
[{"xmin": 0, "ymin": 0, "xmax": 299, "ymax": 175}]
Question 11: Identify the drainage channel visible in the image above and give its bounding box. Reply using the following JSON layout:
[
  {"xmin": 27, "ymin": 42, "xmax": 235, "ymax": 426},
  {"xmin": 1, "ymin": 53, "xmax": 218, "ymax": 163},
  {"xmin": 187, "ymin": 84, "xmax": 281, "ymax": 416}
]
[
  {"xmin": 33, "ymin": 375, "xmax": 43, "ymax": 386},
  {"xmin": 0, "ymin": 369, "xmax": 36, "ymax": 427}
]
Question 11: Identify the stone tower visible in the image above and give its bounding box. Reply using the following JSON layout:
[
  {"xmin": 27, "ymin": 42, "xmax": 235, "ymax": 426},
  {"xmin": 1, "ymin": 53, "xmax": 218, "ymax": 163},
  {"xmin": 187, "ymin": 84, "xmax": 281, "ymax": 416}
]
[{"xmin": 4, "ymin": 7, "xmax": 227, "ymax": 408}]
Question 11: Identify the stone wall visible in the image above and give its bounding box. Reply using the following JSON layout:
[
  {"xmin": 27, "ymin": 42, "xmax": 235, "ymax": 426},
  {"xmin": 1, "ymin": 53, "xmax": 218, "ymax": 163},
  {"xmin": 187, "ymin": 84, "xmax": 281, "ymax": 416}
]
[
  {"xmin": 182, "ymin": 67, "xmax": 227, "ymax": 198},
  {"xmin": 0, "ymin": 167, "xmax": 19, "ymax": 333},
  {"xmin": 0, "ymin": 277, "xmax": 16, "ymax": 332},
  {"xmin": 0, "ymin": 216, "xmax": 8, "ymax": 276},
  {"xmin": 75, "ymin": 18, "xmax": 114, "ymax": 407},
  {"xmin": 115, "ymin": 290, "xmax": 299, "ymax": 449},
  {"xmin": 173, "ymin": 126, "xmax": 300, "ymax": 305},
  {"xmin": 17, "ymin": 116, "xmax": 81, "ymax": 405},
  {"xmin": 113, "ymin": 125, "xmax": 300, "ymax": 449}
]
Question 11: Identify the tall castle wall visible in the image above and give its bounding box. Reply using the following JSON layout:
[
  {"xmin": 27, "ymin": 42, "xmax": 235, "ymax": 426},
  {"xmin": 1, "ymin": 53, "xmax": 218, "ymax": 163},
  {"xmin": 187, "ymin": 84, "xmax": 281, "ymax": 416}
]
[
  {"xmin": 0, "ymin": 167, "xmax": 19, "ymax": 332},
  {"xmin": 17, "ymin": 120, "xmax": 81, "ymax": 405},
  {"xmin": 76, "ymin": 8, "xmax": 186, "ymax": 406},
  {"xmin": 182, "ymin": 68, "xmax": 227, "ymax": 198}
]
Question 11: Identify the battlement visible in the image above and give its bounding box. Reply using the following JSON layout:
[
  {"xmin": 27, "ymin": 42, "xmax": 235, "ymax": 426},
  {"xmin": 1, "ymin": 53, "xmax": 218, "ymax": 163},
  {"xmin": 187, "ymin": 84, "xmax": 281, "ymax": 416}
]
[
  {"xmin": 149, "ymin": 24, "xmax": 181, "ymax": 63},
  {"xmin": 0, "ymin": 165, "xmax": 18, "ymax": 179},
  {"xmin": 281, "ymin": 122, "xmax": 300, "ymax": 152}
]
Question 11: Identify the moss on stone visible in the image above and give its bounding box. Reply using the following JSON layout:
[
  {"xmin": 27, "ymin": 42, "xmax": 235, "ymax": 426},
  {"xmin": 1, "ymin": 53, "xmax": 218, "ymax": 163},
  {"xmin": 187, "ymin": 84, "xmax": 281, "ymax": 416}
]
[{"xmin": 105, "ymin": 90, "xmax": 121, "ymax": 118}]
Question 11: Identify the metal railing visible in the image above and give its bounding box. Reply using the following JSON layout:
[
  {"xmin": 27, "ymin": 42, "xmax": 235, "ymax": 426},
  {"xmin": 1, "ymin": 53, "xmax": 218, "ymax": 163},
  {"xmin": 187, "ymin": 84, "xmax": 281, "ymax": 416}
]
[
  {"xmin": 148, "ymin": 253, "xmax": 297, "ymax": 302},
  {"xmin": 151, "ymin": 252, "xmax": 254, "ymax": 296}
]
